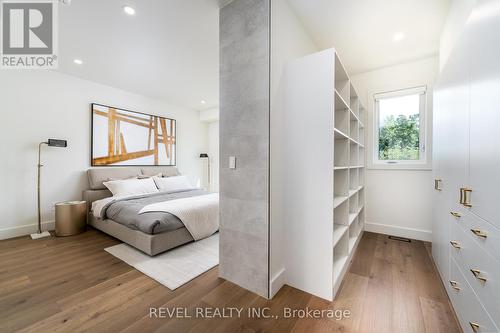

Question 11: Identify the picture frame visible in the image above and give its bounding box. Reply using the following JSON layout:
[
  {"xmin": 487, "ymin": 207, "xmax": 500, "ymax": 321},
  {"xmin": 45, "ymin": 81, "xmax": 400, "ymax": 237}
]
[{"xmin": 91, "ymin": 103, "xmax": 176, "ymax": 166}]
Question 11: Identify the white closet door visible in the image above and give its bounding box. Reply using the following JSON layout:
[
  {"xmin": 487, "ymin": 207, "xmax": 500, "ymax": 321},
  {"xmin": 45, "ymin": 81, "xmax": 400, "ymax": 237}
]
[
  {"xmin": 432, "ymin": 87, "xmax": 450, "ymax": 282},
  {"xmin": 468, "ymin": 1, "xmax": 500, "ymax": 228},
  {"xmin": 438, "ymin": 36, "xmax": 471, "ymax": 210}
]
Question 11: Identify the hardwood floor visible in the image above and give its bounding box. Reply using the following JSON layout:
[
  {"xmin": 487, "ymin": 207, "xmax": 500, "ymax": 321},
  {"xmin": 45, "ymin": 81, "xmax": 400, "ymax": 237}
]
[{"xmin": 0, "ymin": 229, "xmax": 461, "ymax": 333}]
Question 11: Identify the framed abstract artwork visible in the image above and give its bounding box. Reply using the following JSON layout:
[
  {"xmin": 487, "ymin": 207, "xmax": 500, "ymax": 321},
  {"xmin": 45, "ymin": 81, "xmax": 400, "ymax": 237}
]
[{"xmin": 91, "ymin": 103, "xmax": 176, "ymax": 166}]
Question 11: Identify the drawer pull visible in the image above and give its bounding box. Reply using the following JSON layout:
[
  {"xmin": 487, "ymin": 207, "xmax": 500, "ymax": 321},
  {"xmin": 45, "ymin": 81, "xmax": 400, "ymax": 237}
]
[
  {"xmin": 470, "ymin": 229, "xmax": 487, "ymax": 238},
  {"xmin": 450, "ymin": 211, "xmax": 462, "ymax": 218},
  {"xmin": 434, "ymin": 179, "xmax": 442, "ymax": 191},
  {"xmin": 450, "ymin": 240, "xmax": 461, "ymax": 249},
  {"xmin": 469, "ymin": 322, "xmax": 480, "ymax": 333},
  {"xmin": 460, "ymin": 187, "xmax": 472, "ymax": 207},
  {"xmin": 449, "ymin": 280, "xmax": 461, "ymax": 291},
  {"xmin": 470, "ymin": 269, "xmax": 487, "ymax": 282}
]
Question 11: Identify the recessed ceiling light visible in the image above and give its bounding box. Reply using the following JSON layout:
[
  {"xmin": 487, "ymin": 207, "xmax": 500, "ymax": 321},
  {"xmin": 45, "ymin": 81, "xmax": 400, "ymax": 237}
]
[
  {"xmin": 201, "ymin": 100, "xmax": 206, "ymax": 104},
  {"xmin": 73, "ymin": 59, "xmax": 83, "ymax": 65},
  {"xmin": 393, "ymin": 32, "xmax": 405, "ymax": 42},
  {"xmin": 123, "ymin": 5, "xmax": 136, "ymax": 16}
]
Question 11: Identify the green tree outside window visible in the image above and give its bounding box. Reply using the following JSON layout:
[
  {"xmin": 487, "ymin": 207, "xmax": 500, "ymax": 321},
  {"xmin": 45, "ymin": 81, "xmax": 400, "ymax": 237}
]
[{"xmin": 378, "ymin": 113, "xmax": 420, "ymax": 160}]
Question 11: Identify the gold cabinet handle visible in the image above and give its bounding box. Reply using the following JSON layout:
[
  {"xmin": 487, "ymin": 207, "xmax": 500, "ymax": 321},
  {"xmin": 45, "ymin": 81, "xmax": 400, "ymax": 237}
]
[
  {"xmin": 450, "ymin": 240, "xmax": 461, "ymax": 249},
  {"xmin": 460, "ymin": 187, "xmax": 472, "ymax": 207},
  {"xmin": 449, "ymin": 280, "xmax": 461, "ymax": 291},
  {"xmin": 469, "ymin": 322, "xmax": 480, "ymax": 333},
  {"xmin": 450, "ymin": 211, "xmax": 462, "ymax": 218},
  {"xmin": 470, "ymin": 269, "xmax": 487, "ymax": 282},
  {"xmin": 471, "ymin": 228, "xmax": 487, "ymax": 238},
  {"xmin": 434, "ymin": 179, "xmax": 442, "ymax": 191}
]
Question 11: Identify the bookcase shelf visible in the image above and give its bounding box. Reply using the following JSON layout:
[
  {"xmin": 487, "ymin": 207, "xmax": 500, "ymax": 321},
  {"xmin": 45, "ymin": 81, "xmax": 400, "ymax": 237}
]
[{"xmin": 285, "ymin": 48, "xmax": 365, "ymax": 302}]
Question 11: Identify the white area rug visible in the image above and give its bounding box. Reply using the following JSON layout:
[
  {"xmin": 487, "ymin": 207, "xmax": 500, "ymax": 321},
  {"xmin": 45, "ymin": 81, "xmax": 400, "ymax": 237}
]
[{"xmin": 105, "ymin": 233, "xmax": 219, "ymax": 290}]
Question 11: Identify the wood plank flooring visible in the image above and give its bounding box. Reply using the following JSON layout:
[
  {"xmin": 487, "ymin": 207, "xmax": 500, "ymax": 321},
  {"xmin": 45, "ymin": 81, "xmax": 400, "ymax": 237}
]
[{"xmin": 0, "ymin": 229, "xmax": 461, "ymax": 333}]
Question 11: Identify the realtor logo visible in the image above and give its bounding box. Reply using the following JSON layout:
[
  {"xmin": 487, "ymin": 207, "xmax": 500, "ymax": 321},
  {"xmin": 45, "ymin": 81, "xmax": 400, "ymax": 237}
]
[{"xmin": 1, "ymin": 0, "xmax": 58, "ymax": 68}]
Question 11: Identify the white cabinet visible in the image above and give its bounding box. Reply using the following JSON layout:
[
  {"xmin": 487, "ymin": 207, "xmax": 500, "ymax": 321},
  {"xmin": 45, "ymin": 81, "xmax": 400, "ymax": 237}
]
[
  {"xmin": 468, "ymin": 8, "xmax": 500, "ymax": 229},
  {"xmin": 432, "ymin": 1, "xmax": 500, "ymax": 332}
]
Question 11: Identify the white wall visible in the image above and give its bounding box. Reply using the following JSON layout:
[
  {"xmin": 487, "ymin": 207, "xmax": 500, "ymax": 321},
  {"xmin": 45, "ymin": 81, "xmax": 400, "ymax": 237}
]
[
  {"xmin": 0, "ymin": 70, "xmax": 208, "ymax": 239},
  {"xmin": 208, "ymin": 121, "xmax": 219, "ymax": 192},
  {"xmin": 199, "ymin": 108, "xmax": 219, "ymax": 193},
  {"xmin": 270, "ymin": 0, "xmax": 318, "ymax": 296},
  {"xmin": 439, "ymin": 0, "xmax": 477, "ymax": 70},
  {"xmin": 350, "ymin": 56, "xmax": 440, "ymax": 241}
]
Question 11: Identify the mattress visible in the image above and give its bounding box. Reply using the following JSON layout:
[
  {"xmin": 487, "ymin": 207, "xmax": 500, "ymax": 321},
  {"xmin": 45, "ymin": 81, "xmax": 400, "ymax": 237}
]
[{"xmin": 96, "ymin": 189, "xmax": 210, "ymax": 235}]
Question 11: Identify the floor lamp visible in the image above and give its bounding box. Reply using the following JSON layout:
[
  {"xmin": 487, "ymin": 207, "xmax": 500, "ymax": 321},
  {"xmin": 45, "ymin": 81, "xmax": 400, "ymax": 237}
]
[
  {"xmin": 31, "ymin": 139, "xmax": 68, "ymax": 240},
  {"xmin": 199, "ymin": 153, "xmax": 210, "ymax": 190}
]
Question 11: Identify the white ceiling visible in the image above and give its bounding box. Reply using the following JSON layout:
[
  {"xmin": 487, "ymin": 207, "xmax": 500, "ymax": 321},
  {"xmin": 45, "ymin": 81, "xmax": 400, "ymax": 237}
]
[
  {"xmin": 58, "ymin": 0, "xmax": 220, "ymax": 110},
  {"xmin": 287, "ymin": 0, "xmax": 451, "ymax": 74},
  {"xmin": 57, "ymin": 0, "xmax": 450, "ymax": 110}
]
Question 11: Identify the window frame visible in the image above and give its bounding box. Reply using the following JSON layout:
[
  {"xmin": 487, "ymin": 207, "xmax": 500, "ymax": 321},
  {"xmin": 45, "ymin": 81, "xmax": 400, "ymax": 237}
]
[{"xmin": 371, "ymin": 85, "xmax": 431, "ymax": 170}]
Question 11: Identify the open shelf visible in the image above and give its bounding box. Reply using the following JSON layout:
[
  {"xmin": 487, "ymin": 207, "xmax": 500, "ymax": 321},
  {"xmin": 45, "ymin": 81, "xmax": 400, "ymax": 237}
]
[
  {"xmin": 335, "ymin": 108, "xmax": 349, "ymax": 135},
  {"xmin": 333, "ymin": 224, "xmax": 348, "ymax": 247},
  {"xmin": 349, "ymin": 192, "xmax": 358, "ymax": 215},
  {"xmin": 349, "ymin": 142, "xmax": 358, "ymax": 166},
  {"xmin": 334, "ymin": 55, "xmax": 350, "ymax": 106},
  {"xmin": 359, "ymin": 187, "xmax": 365, "ymax": 208},
  {"xmin": 349, "ymin": 230, "xmax": 359, "ymax": 253},
  {"xmin": 334, "ymin": 138, "xmax": 349, "ymax": 168},
  {"xmin": 333, "ymin": 196, "xmax": 348, "ymax": 208},
  {"xmin": 350, "ymin": 119, "xmax": 359, "ymax": 142},
  {"xmin": 334, "ymin": 128, "xmax": 349, "ymax": 140},
  {"xmin": 350, "ymin": 83, "xmax": 359, "ymax": 117},
  {"xmin": 334, "ymin": 199, "xmax": 348, "ymax": 225},
  {"xmin": 358, "ymin": 208, "xmax": 365, "ymax": 232},
  {"xmin": 333, "ymin": 231, "xmax": 349, "ymax": 284},
  {"xmin": 348, "ymin": 211, "xmax": 358, "ymax": 226},
  {"xmin": 334, "ymin": 168, "xmax": 348, "ymax": 196},
  {"xmin": 358, "ymin": 146, "xmax": 365, "ymax": 166},
  {"xmin": 335, "ymin": 90, "xmax": 350, "ymax": 111},
  {"xmin": 349, "ymin": 168, "xmax": 358, "ymax": 190}
]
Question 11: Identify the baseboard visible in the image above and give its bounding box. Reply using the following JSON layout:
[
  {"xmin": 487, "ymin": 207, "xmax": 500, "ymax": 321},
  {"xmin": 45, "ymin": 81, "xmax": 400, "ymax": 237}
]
[
  {"xmin": 0, "ymin": 220, "xmax": 55, "ymax": 240},
  {"xmin": 270, "ymin": 268, "xmax": 286, "ymax": 298},
  {"xmin": 365, "ymin": 221, "xmax": 432, "ymax": 242}
]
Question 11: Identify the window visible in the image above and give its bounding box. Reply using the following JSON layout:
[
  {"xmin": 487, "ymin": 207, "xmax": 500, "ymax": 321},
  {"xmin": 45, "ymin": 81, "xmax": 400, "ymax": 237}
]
[{"xmin": 373, "ymin": 86, "xmax": 429, "ymax": 168}]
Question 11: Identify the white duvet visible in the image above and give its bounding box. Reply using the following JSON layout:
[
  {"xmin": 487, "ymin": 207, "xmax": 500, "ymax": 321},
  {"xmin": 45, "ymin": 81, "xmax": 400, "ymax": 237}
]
[{"xmin": 139, "ymin": 193, "xmax": 219, "ymax": 240}]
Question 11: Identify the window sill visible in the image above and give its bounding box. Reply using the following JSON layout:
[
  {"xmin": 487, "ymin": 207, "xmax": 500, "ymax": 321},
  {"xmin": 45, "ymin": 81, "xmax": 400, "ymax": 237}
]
[{"xmin": 368, "ymin": 162, "xmax": 432, "ymax": 171}]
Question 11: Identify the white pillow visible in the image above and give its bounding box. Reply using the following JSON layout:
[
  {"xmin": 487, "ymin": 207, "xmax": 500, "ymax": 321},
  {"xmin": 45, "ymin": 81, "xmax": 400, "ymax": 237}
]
[
  {"xmin": 103, "ymin": 177, "xmax": 159, "ymax": 197},
  {"xmin": 153, "ymin": 175, "xmax": 194, "ymax": 192}
]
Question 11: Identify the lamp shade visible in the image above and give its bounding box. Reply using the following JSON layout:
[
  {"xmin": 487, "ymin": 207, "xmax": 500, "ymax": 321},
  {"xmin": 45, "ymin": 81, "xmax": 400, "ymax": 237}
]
[
  {"xmin": 199, "ymin": 153, "xmax": 209, "ymax": 158},
  {"xmin": 48, "ymin": 139, "xmax": 68, "ymax": 147}
]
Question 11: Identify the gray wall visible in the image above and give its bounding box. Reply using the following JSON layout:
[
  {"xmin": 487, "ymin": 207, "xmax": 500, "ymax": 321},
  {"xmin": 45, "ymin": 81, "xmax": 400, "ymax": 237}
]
[{"xmin": 219, "ymin": 0, "xmax": 270, "ymax": 298}]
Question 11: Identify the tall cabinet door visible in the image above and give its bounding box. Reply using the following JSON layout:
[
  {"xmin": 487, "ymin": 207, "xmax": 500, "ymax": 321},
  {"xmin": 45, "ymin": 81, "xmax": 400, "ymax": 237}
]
[
  {"xmin": 432, "ymin": 85, "xmax": 450, "ymax": 282},
  {"xmin": 439, "ymin": 48, "xmax": 470, "ymax": 211},
  {"xmin": 468, "ymin": 1, "xmax": 500, "ymax": 229},
  {"xmin": 432, "ymin": 30, "xmax": 471, "ymax": 284}
]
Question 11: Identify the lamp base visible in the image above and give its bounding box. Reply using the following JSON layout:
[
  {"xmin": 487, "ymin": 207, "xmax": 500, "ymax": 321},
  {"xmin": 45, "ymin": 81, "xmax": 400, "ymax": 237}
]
[{"xmin": 30, "ymin": 231, "xmax": 51, "ymax": 239}]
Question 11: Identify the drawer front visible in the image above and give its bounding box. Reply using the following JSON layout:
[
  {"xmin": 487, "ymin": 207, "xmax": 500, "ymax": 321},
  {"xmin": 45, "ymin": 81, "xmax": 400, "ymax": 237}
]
[
  {"xmin": 450, "ymin": 220, "xmax": 500, "ymax": 329},
  {"xmin": 449, "ymin": 257, "xmax": 499, "ymax": 333},
  {"xmin": 459, "ymin": 207, "xmax": 500, "ymax": 264}
]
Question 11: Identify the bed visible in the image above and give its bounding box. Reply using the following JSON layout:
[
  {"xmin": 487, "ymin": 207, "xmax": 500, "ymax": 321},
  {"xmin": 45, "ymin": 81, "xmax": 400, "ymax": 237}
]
[{"xmin": 83, "ymin": 167, "xmax": 218, "ymax": 256}]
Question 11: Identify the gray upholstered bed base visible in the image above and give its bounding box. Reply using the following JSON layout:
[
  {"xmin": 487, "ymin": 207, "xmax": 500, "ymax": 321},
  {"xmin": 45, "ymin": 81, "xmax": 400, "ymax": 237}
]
[
  {"xmin": 88, "ymin": 215, "xmax": 193, "ymax": 256},
  {"xmin": 83, "ymin": 166, "xmax": 194, "ymax": 256}
]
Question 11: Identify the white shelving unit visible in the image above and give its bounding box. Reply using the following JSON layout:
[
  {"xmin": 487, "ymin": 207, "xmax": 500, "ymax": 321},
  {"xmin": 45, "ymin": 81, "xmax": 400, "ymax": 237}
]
[
  {"xmin": 333, "ymin": 67, "xmax": 366, "ymax": 297},
  {"xmin": 284, "ymin": 48, "xmax": 365, "ymax": 301}
]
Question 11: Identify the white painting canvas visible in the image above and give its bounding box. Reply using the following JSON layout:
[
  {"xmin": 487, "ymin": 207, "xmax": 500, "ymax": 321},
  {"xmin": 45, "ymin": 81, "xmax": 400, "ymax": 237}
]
[{"xmin": 92, "ymin": 104, "xmax": 176, "ymax": 166}]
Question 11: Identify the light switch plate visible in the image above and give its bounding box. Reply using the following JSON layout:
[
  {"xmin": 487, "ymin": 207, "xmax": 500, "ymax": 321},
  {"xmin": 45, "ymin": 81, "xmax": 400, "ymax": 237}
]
[{"xmin": 229, "ymin": 156, "xmax": 236, "ymax": 169}]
